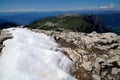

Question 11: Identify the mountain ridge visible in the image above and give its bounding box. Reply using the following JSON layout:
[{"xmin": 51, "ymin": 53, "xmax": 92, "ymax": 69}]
[
  {"xmin": 0, "ymin": 21, "xmax": 18, "ymax": 30},
  {"xmin": 27, "ymin": 14, "xmax": 110, "ymax": 33}
]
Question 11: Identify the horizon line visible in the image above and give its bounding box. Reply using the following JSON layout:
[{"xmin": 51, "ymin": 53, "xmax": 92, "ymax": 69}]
[{"xmin": 0, "ymin": 8, "xmax": 119, "ymax": 13}]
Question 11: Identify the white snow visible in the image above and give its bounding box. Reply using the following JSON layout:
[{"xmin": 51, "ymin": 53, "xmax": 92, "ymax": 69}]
[{"xmin": 0, "ymin": 28, "xmax": 76, "ymax": 80}]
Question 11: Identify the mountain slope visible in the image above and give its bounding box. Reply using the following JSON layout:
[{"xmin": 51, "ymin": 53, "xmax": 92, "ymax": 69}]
[
  {"xmin": 0, "ymin": 22, "xmax": 18, "ymax": 30},
  {"xmin": 28, "ymin": 14, "xmax": 109, "ymax": 33}
]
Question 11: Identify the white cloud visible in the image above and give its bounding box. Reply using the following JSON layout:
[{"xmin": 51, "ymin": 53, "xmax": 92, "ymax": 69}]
[
  {"xmin": 0, "ymin": 8, "xmax": 84, "ymax": 12},
  {"xmin": 0, "ymin": 4, "xmax": 119, "ymax": 12},
  {"xmin": 0, "ymin": 9, "xmax": 43, "ymax": 12},
  {"xmin": 99, "ymin": 4, "xmax": 120, "ymax": 10}
]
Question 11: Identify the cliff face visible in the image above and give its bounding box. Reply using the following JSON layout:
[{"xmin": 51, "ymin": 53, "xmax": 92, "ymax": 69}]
[
  {"xmin": 33, "ymin": 29, "xmax": 120, "ymax": 80},
  {"xmin": 28, "ymin": 14, "xmax": 109, "ymax": 33},
  {"xmin": 83, "ymin": 15, "xmax": 109, "ymax": 33}
]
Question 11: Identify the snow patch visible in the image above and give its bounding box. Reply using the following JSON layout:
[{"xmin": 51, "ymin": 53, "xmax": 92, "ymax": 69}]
[{"xmin": 0, "ymin": 28, "xmax": 76, "ymax": 80}]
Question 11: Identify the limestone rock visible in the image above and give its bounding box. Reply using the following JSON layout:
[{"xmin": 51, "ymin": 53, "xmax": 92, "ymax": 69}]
[{"xmin": 32, "ymin": 29, "xmax": 120, "ymax": 80}]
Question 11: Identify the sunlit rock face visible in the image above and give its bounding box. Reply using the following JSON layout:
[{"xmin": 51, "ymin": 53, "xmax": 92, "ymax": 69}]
[
  {"xmin": 0, "ymin": 28, "xmax": 76, "ymax": 80},
  {"xmin": 33, "ymin": 29, "xmax": 120, "ymax": 80}
]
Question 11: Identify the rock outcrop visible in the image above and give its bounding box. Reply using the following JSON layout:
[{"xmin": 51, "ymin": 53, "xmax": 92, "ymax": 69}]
[
  {"xmin": 0, "ymin": 29, "xmax": 13, "ymax": 56},
  {"xmin": 33, "ymin": 29, "xmax": 120, "ymax": 80}
]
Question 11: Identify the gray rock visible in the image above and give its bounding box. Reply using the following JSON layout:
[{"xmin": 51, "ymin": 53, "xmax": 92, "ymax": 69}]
[
  {"xmin": 32, "ymin": 29, "xmax": 120, "ymax": 80},
  {"xmin": 0, "ymin": 29, "xmax": 13, "ymax": 56}
]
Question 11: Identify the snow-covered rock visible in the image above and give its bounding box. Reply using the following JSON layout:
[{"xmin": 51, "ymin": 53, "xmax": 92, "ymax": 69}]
[
  {"xmin": 0, "ymin": 28, "xmax": 76, "ymax": 80},
  {"xmin": 0, "ymin": 29, "xmax": 13, "ymax": 56}
]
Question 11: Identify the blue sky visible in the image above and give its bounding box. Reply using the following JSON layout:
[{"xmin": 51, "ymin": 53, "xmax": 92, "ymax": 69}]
[{"xmin": 0, "ymin": 0, "xmax": 120, "ymax": 12}]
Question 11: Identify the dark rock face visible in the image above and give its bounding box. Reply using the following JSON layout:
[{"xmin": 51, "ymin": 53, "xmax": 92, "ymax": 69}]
[
  {"xmin": 84, "ymin": 15, "xmax": 103, "ymax": 32},
  {"xmin": 0, "ymin": 22, "xmax": 18, "ymax": 30},
  {"xmin": 83, "ymin": 15, "xmax": 109, "ymax": 33}
]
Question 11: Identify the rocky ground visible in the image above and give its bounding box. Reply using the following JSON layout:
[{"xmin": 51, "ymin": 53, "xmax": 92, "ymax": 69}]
[
  {"xmin": 33, "ymin": 29, "xmax": 120, "ymax": 80},
  {"xmin": 0, "ymin": 28, "xmax": 120, "ymax": 80}
]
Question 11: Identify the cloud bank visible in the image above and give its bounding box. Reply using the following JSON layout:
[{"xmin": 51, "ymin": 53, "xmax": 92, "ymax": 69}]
[
  {"xmin": 0, "ymin": 4, "xmax": 119, "ymax": 12},
  {"xmin": 99, "ymin": 4, "xmax": 120, "ymax": 10}
]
